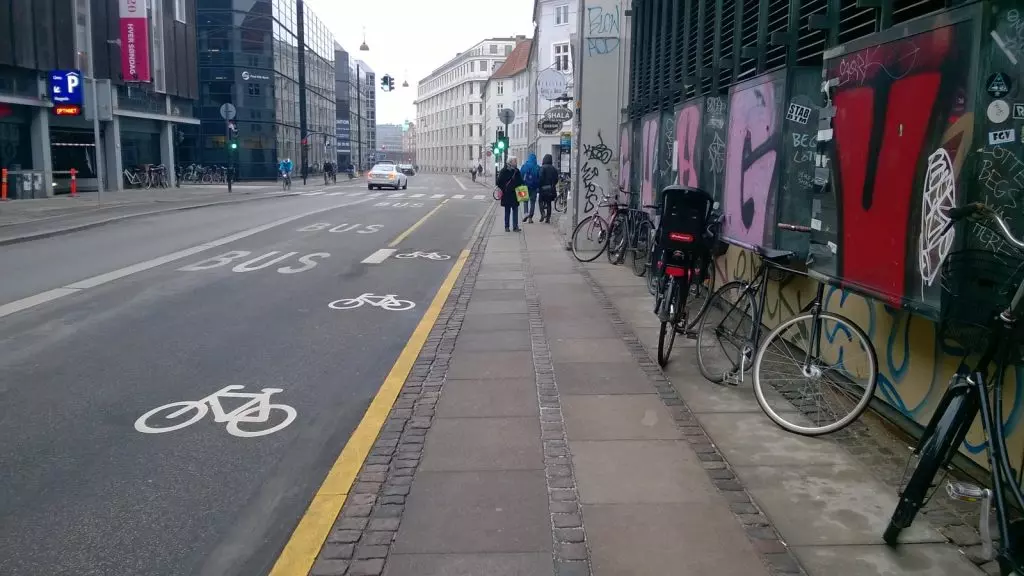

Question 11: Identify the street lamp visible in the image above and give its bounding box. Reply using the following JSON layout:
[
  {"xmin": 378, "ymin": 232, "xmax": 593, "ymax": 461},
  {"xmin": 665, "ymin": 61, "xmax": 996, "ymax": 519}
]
[{"xmin": 360, "ymin": 27, "xmax": 369, "ymax": 51}]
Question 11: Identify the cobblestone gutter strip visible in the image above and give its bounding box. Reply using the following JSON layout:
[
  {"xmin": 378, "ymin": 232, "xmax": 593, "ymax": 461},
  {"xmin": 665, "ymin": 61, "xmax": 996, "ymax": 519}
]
[
  {"xmin": 306, "ymin": 209, "xmax": 494, "ymax": 576},
  {"xmin": 572, "ymin": 261, "xmax": 807, "ymax": 576},
  {"xmin": 520, "ymin": 232, "xmax": 594, "ymax": 576}
]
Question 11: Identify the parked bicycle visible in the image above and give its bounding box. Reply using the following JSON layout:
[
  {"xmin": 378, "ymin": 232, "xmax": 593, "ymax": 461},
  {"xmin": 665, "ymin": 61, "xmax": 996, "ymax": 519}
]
[
  {"xmin": 694, "ymin": 224, "xmax": 878, "ymax": 436},
  {"xmin": 649, "ymin": 187, "xmax": 720, "ymax": 366},
  {"xmin": 570, "ymin": 193, "xmax": 625, "ymax": 263},
  {"xmin": 883, "ymin": 202, "xmax": 1024, "ymax": 575},
  {"xmin": 607, "ymin": 202, "xmax": 655, "ymax": 275},
  {"xmin": 554, "ymin": 175, "xmax": 569, "ymax": 213}
]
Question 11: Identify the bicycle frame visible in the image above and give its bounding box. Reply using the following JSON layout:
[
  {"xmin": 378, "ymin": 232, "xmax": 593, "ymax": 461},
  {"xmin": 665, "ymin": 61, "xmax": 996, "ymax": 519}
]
[{"xmin": 171, "ymin": 385, "xmax": 278, "ymax": 423}]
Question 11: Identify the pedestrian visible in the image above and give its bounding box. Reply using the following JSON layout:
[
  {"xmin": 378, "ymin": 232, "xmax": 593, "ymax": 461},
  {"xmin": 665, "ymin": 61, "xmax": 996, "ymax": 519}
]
[
  {"xmin": 538, "ymin": 154, "xmax": 559, "ymax": 223},
  {"xmin": 471, "ymin": 166, "xmax": 478, "ymax": 182},
  {"xmin": 521, "ymin": 153, "xmax": 541, "ymax": 223},
  {"xmin": 496, "ymin": 156, "xmax": 523, "ymax": 232},
  {"xmin": 477, "ymin": 162, "xmax": 483, "ymax": 178}
]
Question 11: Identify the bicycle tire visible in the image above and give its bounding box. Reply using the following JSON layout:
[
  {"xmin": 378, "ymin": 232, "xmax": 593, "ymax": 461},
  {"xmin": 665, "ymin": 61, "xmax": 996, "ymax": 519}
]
[
  {"xmin": 753, "ymin": 311, "xmax": 878, "ymax": 436},
  {"xmin": 883, "ymin": 382, "xmax": 974, "ymax": 545},
  {"xmin": 658, "ymin": 278, "xmax": 681, "ymax": 367},
  {"xmin": 633, "ymin": 220, "xmax": 653, "ymax": 277},
  {"xmin": 695, "ymin": 281, "xmax": 758, "ymax": 384},
  {"xmin": 135, "ymin": 401, "xmax": 208, "ymax": 433},
  {"xmin": 571, "ymin": 215, "xmax": 610, "ymax": 262},
  {"xmin": 555, "ymin": 192, "xmax": 567, "ymax": 213},
  {"xmin": 607, "ymin": 212, "xmax": 628, "ymax": 264},
  {"xmin": 226, "ymin": 404, "xmax": 297, "ymax": 438}
]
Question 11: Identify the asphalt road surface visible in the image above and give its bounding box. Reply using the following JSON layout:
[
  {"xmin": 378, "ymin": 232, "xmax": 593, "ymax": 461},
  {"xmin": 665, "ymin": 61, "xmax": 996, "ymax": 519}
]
[{"xmin": 0, "ymin": 173, "xmax": 492, "ymax": 576}]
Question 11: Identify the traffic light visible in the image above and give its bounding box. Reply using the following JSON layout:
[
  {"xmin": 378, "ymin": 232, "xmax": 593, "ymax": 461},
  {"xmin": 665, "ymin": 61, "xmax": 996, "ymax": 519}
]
[
  {"xmin": 381, "ymin": 75, "xmax": 389, "ymax": 91},
  {"xmin": 388, "ymin": 76, "xmax": 395, "ymax": 92},
  {"xmin": 227, "ymin": 121, "xmax": 239, "ymax": 150}
]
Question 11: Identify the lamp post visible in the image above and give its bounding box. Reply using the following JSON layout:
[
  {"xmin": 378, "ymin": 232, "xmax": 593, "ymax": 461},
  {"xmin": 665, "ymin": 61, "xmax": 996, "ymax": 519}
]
[{"xmin": 83, "ymin": 0, "xmax": 105, "ymax": 203}]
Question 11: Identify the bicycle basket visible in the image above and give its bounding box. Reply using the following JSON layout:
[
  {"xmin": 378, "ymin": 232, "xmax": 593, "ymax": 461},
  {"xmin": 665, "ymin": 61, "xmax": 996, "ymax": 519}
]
[{"xmin": 939, "ymin": 249, "xmax": 1024, "ymax": 356}]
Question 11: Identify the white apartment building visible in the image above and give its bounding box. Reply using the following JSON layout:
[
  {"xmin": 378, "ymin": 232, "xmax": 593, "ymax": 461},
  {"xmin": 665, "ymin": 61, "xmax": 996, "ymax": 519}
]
[
  {"xmin": 415, "ymin": 37, "xmax": 523, "ymax": 172},
  {"xmin": 528, "ymin": 0, "xmax": 579, "ymax": 170},
  {"xmin": 482, "ymin": 40, "xmax": 532, "ymax": 175}
]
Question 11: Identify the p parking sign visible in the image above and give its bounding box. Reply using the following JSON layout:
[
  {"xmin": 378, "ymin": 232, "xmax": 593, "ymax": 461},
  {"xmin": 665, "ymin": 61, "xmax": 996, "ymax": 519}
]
[{"xmin": 49, "ymin": 70, "xmax": 83, "ymax": 116}]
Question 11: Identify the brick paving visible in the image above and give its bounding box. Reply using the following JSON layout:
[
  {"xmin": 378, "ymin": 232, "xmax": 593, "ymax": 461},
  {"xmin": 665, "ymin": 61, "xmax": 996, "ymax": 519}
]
[{"xmin": 305, "ymin": 206, "xmax": 988, "ymax": 575}]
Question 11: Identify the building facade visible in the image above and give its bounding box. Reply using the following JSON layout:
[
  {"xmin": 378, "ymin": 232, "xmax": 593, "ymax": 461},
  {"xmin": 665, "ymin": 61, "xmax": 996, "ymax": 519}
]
[
  {"xmin": 0, "ymin": 0, "xmax": 201, "ymax": 196},
  {"xmin": 334, "ymin": 45, "xmax": 375, "ymax": 171},
  {"xmin": 375, "ymin": 123, "xmax": 403, "ymax": 163},
  {"xmin": 401, "ymin": 121, "xmax": 416, "ymax": 167},
  {"xmin": 528, "ymin": 0, "xmax": 578, "ymax": 170},
  {"xmin": 195, "ymin": 0, "xmax": 335, "ymax": 180},
  {"xmin": 483, "ymin": 40, "xmax": 531, "ymax": 173},
  {"xmin": 414, "ymin": 37, "xmax": 522, "ymax": 172}
]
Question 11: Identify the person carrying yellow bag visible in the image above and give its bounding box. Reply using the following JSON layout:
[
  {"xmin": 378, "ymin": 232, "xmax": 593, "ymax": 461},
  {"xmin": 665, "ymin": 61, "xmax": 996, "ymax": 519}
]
[{"xmin": 496, "ymin": 156, "xmax": 525, "ymax": 232}]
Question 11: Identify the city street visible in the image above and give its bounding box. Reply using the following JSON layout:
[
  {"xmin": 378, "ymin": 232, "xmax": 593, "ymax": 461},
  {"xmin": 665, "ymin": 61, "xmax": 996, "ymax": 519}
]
[{"xmin": 0, "ymin": 173, "xmax": 491, "ymax": 576}]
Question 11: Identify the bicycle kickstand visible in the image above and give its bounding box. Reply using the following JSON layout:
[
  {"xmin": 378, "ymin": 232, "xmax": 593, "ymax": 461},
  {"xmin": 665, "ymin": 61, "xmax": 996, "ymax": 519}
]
[{"xmin": 947, "ymin": 481, "xmax": 994, "ymax": 562}]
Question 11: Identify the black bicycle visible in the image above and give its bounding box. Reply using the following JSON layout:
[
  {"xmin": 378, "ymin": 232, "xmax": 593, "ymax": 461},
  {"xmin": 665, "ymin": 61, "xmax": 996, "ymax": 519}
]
[{"xmin": 884, "ymin": 203, "xmax": 1024, "ymax": 574}]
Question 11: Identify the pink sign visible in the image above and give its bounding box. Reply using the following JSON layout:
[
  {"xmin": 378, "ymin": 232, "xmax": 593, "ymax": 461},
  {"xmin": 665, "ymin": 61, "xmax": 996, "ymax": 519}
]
[{"xmin": 119, "ymin": 0, "xmax": 151, "ymax": 82}]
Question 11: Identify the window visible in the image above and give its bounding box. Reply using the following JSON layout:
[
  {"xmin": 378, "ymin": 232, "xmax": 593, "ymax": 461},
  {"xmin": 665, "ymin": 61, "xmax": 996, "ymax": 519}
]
[
  {"xmin": 469, "ymin": 83, "xmax": 474, "ymax": 95},
  {"xmin": 490, "ymin": 44, "xmax": 498, "ymax": 54},
  {"xmin": 248, "ymin": 83, "xmax": 261, "ymax": 96},
  {"xmin": 469, "ymin": 61, "xmax": 475, "ymax": 72},
  {"xmin": 175, "ymin": 0, "xmax": 186, "ymax": 22},
  {"xmin": 553, "ymin": 43, "xmax": 571, "ymax": 71},
  {"xmin": 554, "ymin": 4, "xmax": 569, "ymax": 25}
]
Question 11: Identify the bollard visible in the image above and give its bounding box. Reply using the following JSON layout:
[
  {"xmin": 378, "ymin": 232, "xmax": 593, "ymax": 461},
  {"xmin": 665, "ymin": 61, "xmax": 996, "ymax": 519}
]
[
  {"xmin": 1, "ymin": 168, "xmax": 6, "ymax": 201},
  {"xmin": 70, "ymin": 169, "xmax": 77, "ymax": 197}
]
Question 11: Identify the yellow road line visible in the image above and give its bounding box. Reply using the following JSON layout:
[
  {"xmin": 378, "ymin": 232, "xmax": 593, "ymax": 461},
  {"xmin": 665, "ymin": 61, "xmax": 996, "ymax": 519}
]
[
  {"xmin": 268, "ymin": 248, "xmax": 472, "ymax": 576},
  {"xmin": 388, "ymin": 199, "xmax": 449, "ymax": 247}
]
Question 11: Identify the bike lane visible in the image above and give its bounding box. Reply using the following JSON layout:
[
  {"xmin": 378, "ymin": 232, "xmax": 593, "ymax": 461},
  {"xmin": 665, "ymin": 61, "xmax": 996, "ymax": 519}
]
[{"xmin": 0, "ymin": 195, "xmax": 490, "ymax": 576}]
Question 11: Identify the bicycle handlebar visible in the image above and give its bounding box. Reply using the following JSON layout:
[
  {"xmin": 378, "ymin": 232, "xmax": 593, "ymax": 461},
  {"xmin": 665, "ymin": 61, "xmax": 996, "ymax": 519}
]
[
  {"xmin": 942, "ymin": 203, "xmax": 1024, "ymax": 251},
  {"xmin": 778, "ymin": 223, "xmax": 813, "ymax": 233}
]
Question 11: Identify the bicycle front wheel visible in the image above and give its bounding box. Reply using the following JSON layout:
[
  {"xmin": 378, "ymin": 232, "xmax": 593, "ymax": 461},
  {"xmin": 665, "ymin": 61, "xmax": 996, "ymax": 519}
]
[
  {"xmin": 753, "ymin": 311, "xmax": 877, "ymax": 436},
  {"xmin": 571, "ymin": 215, "xmax": 610, "ymax": 262},
  {"xmin": 683, "ymin": 260, "xmax": 717, "ymax": 333},
  {"xmin": 555, "ymin": 192, "xmax": 567, "ymax": 213},
  {"xmin": 695, "ymin": 281, "xmax": 758, "ymax": 384},
  {"xmin": 607, "ymin": 213, "xmax": 628, "ymax": 264}
]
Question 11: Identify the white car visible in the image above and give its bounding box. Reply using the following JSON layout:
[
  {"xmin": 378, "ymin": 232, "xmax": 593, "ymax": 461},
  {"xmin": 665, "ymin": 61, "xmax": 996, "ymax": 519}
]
[{"xmin": 368, "ymin": 163, "xmax": 408, "ymax": 190}]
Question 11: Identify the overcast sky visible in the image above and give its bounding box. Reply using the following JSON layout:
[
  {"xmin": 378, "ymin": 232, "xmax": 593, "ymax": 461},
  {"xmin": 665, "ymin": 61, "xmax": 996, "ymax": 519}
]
[{"xmin": 306, "ymin": 0, "xmax": 535, "ymax": 125}]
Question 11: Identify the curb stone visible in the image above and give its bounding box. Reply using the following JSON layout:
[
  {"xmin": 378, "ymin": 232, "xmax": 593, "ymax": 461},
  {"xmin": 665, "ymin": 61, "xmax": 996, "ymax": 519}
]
[
  {"xmin": 306, "ymin": 209, "xmax": 495, "ymax": 576},
  {"xmin": 568, "ymin": 254, "xmax": 807, "ymax": 576},
  {"xmin": 0, "ymin": 192, "xmax": 300, "ymax": 246},
  {"xmin": 519, "ymin": 230, "xmax": 594, "ymax": 575}
]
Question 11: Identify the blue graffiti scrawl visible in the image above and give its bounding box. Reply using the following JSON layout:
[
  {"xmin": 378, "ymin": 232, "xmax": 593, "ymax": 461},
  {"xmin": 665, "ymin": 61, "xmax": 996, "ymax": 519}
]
[{"xmin": 586, "ymin": 4, "xmax": 620, "ymax": 56}]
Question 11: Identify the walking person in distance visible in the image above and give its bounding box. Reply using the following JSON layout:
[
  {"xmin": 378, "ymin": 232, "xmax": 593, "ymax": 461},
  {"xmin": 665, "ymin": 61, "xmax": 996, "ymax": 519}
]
[
  {"xmin": 496, "ymin": 156, "xmax": 523, "ymax": 232},
  {"xmin": 538, "ymin": 154, "xmax": 559, "ymax": 223},
  {"xmin": 521, "ymin": 153, "xmax": 541, "ymax": 223}
]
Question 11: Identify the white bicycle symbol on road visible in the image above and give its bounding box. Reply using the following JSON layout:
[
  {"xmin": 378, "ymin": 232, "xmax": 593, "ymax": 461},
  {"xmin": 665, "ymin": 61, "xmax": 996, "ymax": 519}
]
[
  {"xmin": 328, "ymin": 293, "xmax": 416, "ymax": 311},
  {"xmin": 135, "ymin": 385, "xmax": 297, "ymax": 438},
  {"xmin": 395, "ymin": 251, "xmax": 451, "ymax": 261}
]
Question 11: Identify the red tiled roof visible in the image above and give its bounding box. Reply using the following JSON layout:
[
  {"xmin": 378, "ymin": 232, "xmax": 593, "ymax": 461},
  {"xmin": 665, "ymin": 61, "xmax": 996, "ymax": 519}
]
[{"xmin": 491, "ymin": 40, "xmax": 532, "ymax": 79}]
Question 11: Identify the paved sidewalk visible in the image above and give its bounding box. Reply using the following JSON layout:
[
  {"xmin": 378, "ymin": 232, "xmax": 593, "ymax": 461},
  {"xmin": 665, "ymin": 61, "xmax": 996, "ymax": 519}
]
[
  {"xmin": 0, "ymin": 180, "xmax": 360, "ymax": 245},
  {"xmin": 305, "ymin": 210, "xmax": 986, "ymax": 575}
]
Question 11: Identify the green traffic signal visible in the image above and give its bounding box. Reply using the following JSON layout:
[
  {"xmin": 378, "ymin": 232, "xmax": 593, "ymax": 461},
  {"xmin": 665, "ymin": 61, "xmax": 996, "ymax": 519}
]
[
  {"xmin": 497, "ymin": 140, "xmax": 506, "ymax": 151},
  {"xmin": 230, "ymin": 142, "xmax": 238, "ymax": 149}
]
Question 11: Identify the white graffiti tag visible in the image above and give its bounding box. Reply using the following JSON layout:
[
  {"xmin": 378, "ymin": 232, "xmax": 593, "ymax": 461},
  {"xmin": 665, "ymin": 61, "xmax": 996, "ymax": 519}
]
[{"xmin": 918, "ymin": 148, "xmax": 956, "ymax": 288}]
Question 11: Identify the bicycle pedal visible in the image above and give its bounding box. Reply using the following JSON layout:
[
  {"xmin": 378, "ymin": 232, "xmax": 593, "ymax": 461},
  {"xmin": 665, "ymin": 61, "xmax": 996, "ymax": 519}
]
[{"xmin": 946, "ymin": 481, "xmax": 988, "ymax": 502}]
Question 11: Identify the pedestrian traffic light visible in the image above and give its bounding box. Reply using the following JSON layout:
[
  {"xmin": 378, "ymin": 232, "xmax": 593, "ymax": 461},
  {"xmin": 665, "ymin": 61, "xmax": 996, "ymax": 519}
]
[
  {"xmin": 227, "ymin": 121, "xmax": 239, "ymax": 150},
  {"xmin": 497, "ymin": 137, "xmax": 507, "ymax": 152},
  {"xmin": 381, "ymin": 75, "xmax": 388, "ymax": 91},
  {"xmin": 387, "ymin": 76, "xmax": 395, "ymax": 92}
]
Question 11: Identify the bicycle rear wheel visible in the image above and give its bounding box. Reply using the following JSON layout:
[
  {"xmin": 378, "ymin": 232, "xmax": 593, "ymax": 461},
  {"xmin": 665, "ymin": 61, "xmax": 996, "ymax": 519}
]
[
  {"xmin": 571, "ymin": 215, "xmax": 610, "ymax": 262},
  {"xmin": 695, "ymin": 281, "xmax": 757, "ymax": 384},
  {"xmin": 683, "ymin": 259, "xmax": 716, "ymax": 334},
  {"xmin": 657, "ymin": 278, "xmax": 683, "ymax": 367},
  {"xmin": 633, "ymin": 220, "xmax": 653, "ymax": 276},
  {"xmin": 607, "ymin": 213, "xmax": 628, "ymax": 264},
  {"xmin": 753, "ymin": 311, "xmax": 877, "ymax": 436},
  {"xmin": 555, "ymin": 192, "xmax": 567, "ymax": 213}
]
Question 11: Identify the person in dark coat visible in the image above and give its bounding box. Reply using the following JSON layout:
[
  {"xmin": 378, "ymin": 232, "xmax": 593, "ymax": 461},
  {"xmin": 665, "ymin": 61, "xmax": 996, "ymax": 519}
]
[
  {"xmin": 538, "ymin": 154, "xmax": 559, "ymax": 223},
  {"xmin": 496, "ymin": 156, "xmax": 523, "ymax": 232}
]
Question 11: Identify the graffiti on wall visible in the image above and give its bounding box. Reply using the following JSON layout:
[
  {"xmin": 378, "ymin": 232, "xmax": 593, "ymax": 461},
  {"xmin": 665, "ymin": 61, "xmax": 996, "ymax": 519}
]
[
  {"xmin": 581, "ymin": 131, "xmax": 614, "ymax": 216},
  {"xmin": 640, "ymin": 115, "xmax": 660, "ymax": 207},
  {"xmin": 722, "ymin": 76, "xmax": 783, "ymax": 248},
  {"xmin": 825, "ymin": 22, "xmax": 973, "ymax": 309},
  {"xmin": 701, "ymin": 96, "xmax": 728, "ymax": 200},
  {"xmin": 586, "ymin": 4, "xmax": 621, "ymax": 56},
  {"xmin": 676, "ymin": 103, "xmax": 701, "ymax": 188},
  {"xmin": 618, "ymin": 124, "xmax": 631, "ymax": 193},
  {"xmin": 660, "ymin": 109, "xmax": 677, "ymax": 189}
]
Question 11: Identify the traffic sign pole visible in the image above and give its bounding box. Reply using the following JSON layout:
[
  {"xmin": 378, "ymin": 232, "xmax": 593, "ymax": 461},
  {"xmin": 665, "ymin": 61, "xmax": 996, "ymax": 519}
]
[
  {"xmin": 220, "ymin": 104, "xmax": 237, "ymax": 193},
  {"xmin": 83, "ymin": 0, "xmax": 104, "ymax": 204}
]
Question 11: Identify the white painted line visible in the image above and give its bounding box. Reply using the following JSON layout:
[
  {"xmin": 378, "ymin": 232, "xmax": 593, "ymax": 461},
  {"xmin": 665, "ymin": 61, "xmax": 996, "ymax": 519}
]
[
  {"xmin": 453, "ymin": 176, "xmax": 468, "ymax": 191},
  {"xmin": 0, "ymin": 198, "xmax": 372, "ymax": 319},
  {"xmin": 473, "ymin": 194, "xmax": 484, "ymax": 200},
  {"xmin": 302, "ymin": 191, "xmax": 325, "ymax": 196},
  {"xmin": 368, "ymin": 192, "xmax": 384, "ymax": 197},
  {"xmin": 408, "ymin": 193, "xmax": 424, "ymax": 198},
  {"xmin": 326, "ymin": 191, "xmax": 346, "ymax": 196},
  {"xmin": 452, "ymin": 194, "xmax": 465, "ymax": 199},
  {"xmin": 430, "ymin": 194, "xmax": 445, "ymax": 199},
  {"xmin": 361, "ymin": 248, "xmax": 397, "ymax": 264},
  {"xmin": 388, "ymin": 192, "xmax": 405, "ymax": 198},
  {"xmin": 347, "ymin": 191, "xmax": 365, "ymax": 196}
]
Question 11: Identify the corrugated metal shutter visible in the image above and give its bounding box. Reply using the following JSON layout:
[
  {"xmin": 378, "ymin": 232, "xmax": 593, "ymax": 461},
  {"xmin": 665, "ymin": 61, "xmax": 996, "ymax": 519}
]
[
  {"xmin": 719, "ymin": 0, "xmax": 737, "ymax": 88},
  {"xmin": 838, "ymin": 0, "xmax": 877, "ymax": 44},
  {"xmin": 797, "ymin": 0, "xmax": 829, "ymax": 66},
  {"xmin": 764, "ymin": 0, "xmax": 790, "ymax": 71},
  {"xmin": 700, "ymin": 0, "xmax": 716, "ymax": 94},
  {"xmin": 737, "ymin": 0, "xmax": 759, "ymax": 81},
  {"xmin": 894, "ymin": 0, "xmax": 951, "ymax": 25},
  {"xmin": 685, "ymin": 0, "xmax": 700, "ymax": 99}
]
